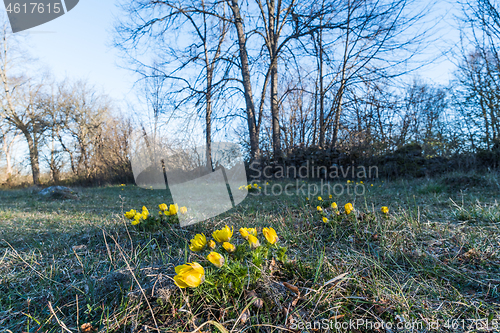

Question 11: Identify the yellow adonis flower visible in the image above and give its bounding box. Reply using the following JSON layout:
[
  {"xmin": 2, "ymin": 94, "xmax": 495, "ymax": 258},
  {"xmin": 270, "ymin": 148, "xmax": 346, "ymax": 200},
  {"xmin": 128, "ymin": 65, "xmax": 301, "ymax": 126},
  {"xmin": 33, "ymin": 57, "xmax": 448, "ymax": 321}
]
[
  {"xmin": 169, "ymin": 204, "xmax": 179, "ymax": 215},
  {"xmin": 329, "ymin": 194, "xmax": 333, "ymax": 199},
  {"xmin": 331, "ymin": 202, "xmax": 338, "ymax": 209},
  {"xmin": 381, "ymin": 206, "xmax": 389, "ymax": 214},
  {"xmin": 141, "ymin": 206, "xmax": 149, "ymax": 219},
  {"xmin": 207, "ymin": 252, "xmax": 224, "ymax": 268},
  {"xmin": 247, "ymin": 235, "xmax": 260, "ymax": 249},
  {"xmin": 173, "ymin": 262, "xmax": 205, "ymax": 288},
  {"xmin": 159, "ymin": 203, "xmax": 168, "ymax": 212},
  {"xmin": 208, "ymin": 240, "xmax": 216, "ymax": 250},
  {"xmin": 323, "ymin": 217, "xmax": 328, "ymax": 223},
  {"xmin": 344, "ymin": 203, "xmax": 354, "ymax": 215},
  {"xmin": 360, "ymin": 181, "xmax": 364, "ymax": 184},
  {"xmin": 318, "ymin": 196, "xmax": 323, "ymax": 201},
  {"xmin": 131, "ymin": 213, "xmax": 142, "ymax": 225},
  {"xmin": 263, "ymin": 227, "xmax": 278, "ymax": 245},
  {"xmin": 189, "ymin": 234, "xmax": 207, "ymax": 252},
  {"xmin": 180, "ymin": 206, "xmax": 187, "ymax": 214},
  {"xmin": 317, "ymin": 206, "xmax": 323, "ymax": 212},
  {"xmin": 306, "ymin": 197, "xmax": 309, "ymax": 201},
  {"xmin": 239, "ymin": 227, "xmax": 257, "ymax": 240},
  {"xmin": 222, "ymin": 242, "xmax": 236, "ymax": 253},
  {"xmin": 124, "ymin": 209, "xmax": 136, "ymax": 219},
  {"xmin": 213, "ymin": 225, "xmax": 233, "ymax": 243}
]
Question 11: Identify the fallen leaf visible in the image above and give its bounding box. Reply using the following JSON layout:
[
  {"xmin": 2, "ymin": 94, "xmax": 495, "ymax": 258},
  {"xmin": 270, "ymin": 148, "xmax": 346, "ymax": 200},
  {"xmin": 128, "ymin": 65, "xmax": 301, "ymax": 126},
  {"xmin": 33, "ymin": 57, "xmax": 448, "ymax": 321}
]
[
  {"xmin": 80, "ymin": 323, "xmax": 96, "ymax": 333},
  {"xmin": 283, "ymin": 282, "xmax": 299, "ymax": 294}
]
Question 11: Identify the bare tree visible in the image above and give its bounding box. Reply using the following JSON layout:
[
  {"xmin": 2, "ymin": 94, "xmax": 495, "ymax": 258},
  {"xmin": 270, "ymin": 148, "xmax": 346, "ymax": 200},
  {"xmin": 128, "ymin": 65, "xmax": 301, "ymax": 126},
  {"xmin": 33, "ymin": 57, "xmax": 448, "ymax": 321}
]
[{"xmin": 115, "ymin": 0, "xmax": 233, "ymax": 169}]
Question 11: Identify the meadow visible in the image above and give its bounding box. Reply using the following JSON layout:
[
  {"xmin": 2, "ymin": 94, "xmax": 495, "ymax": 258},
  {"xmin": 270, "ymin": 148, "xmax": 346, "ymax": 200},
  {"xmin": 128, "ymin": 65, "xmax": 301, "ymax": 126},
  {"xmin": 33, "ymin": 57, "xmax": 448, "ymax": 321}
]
[{"xmin": 0, "ymin": 172, "xmax": 499, "ymax": 332}]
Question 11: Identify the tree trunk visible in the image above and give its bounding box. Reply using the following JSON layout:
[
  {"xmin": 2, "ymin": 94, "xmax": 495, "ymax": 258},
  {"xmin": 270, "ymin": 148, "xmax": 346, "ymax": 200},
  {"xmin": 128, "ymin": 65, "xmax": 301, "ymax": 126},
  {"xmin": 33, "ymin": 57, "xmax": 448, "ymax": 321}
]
[
  {"xmin": 229, "ymin": 0, "xmax": 260, "ymax": 160},
  {"xmin": 206, "ymin": 70, "xmax": 213, "ymax": 171},
  {"xmin": 331, "ymin": 7, "xmax": 350, "ymax": 148},
  {"xmin": 318, "ymin": 24, "xmax": 325, "ymax": 147},
  {"xmin": 23, "ymin": 131, "xmax": 40, "ymax": 185},
  {"xmin": 1, "ymin": 136, "xmax": 12, "ymax": 178},
  {"xmin": 268, "ymin": 0, "xmax": 281, "ymax": 159},
  {"xmin": 270, "ymin": 59, "xmax": 281, "ymax": 158}
]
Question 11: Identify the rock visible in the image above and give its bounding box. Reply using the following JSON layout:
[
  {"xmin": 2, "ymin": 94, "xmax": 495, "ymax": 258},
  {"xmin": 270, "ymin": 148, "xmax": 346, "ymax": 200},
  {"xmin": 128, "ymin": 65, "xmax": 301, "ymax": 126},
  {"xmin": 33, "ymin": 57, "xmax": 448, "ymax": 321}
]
[{"xmin": 38, "ymin": 186, "xmax": 78, "ymax": 200}]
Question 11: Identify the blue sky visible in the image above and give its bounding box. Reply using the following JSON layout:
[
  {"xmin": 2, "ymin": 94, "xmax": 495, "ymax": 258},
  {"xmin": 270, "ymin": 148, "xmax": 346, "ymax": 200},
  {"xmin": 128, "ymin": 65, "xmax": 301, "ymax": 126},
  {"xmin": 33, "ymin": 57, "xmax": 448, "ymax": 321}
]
[{"xmin": 21, "ymin": 0, "xmax": 137, "ymax": 110}]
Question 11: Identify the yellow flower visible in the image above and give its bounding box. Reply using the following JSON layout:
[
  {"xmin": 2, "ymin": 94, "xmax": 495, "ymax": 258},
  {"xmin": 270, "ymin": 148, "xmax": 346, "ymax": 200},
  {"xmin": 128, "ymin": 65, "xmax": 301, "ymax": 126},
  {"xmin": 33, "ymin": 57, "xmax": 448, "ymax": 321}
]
[
  {"xmin": 159, "ymin": 203, "xmax": 168, "ymax": 212},
  {"xmin": 318, "ymin": 196, "xmax": 323, "ymax": 201},
  {"xmin": 141, "ymin": 206, "xmax": 149, "ymax": 219},
  {"xmin": 189, "ymin": 233, "xmax": 207, "ymax": 252},
  {"xmin": 239, "ymin": 227, "xmax": 257, "ymax": 240},
  {"xmin": 371, "ymin": 184, "xmax": 374, "ymax": 187},
  {"xmin": 263, "ymin": 227, "xmax": 278, "ymax": 244},
  {"xmin": 131, "ymin": 213, "xmax": 142, "ymax": 225},
  {"xmin": 317, "ymin": 206, "xmax": 323, "ymax": 212},
  {"xmin": 213, "ymin": 225, "xmax": 233, "ymax": 243},
  {"xmin": 207, "ymin": 252, "xmax": 224, "ymax": 268},
  {"xmin": 381, "ymin": 206, "xmax": 389, "ymax": 214},
  {"xmin": 266, "ymin": 182, "xmax": 269, "ymax": 185},
  {"xmin": 322, "ymin": 217, "xmax": 328, "ymax": 223},
  {"xmin": 329, "ymin": 194, "xmax": 332, "ymax": 199},
  {"xmin": 306, "ymin": 197, "xmax": 309, "ymax": 201},
  {"xmin": 344, "ymin": 203, "xmax": 354, "ymax": 215},
  {"xmin": 173, "ymin": 262, "xmax": 205, "ymax": 288},
  {"xmin": 180, "ymin": 206, "xmax": 188, "ymax": 214},
  {"xmin": 169, "ymin": 204, "xmax": 179, "ymax": 215},
  {"xmin": 159, "ymin": 211, "xmax": 162, "ymax": 215},
  {"xmin": 124, "ymin": 209, "xmax": 136, "ymax": 219},
  {"xmin": 222, "ymin": 242, "xmax": 235, "ymax": 253},
  {"xmin": 253, "ymin": 183, "xmax": 258, "ymax": 188},
  {"xmin": 247, "ymin": 235, "xmax": 260, "ymax": 249},
  {"xmin": 331, "ymin": 202, "xmax": 338, "ymax": 209},
  {"xmin": 347, "ymin": 180, "xmax": 351, "ymax": 183},
  {"xmin": 208, "ymin": 240, "xmax": 216, "ymax": 249}
]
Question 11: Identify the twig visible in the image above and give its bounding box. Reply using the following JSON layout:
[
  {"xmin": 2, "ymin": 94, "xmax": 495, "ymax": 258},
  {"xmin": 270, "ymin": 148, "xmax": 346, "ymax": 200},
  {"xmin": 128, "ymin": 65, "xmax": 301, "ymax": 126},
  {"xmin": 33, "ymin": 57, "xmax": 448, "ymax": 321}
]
[{"xmin": 48, "ymin": 301, "xmax": 73, "ymax": 333}]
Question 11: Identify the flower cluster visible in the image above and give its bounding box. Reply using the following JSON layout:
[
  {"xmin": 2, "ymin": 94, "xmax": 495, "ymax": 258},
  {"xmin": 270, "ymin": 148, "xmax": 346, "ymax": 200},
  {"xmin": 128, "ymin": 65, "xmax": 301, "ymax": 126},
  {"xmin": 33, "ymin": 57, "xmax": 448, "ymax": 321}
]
[
  {"xmin": 173, "ymin": 225, "xmax": 282, "ymax": 289},
  {"xmin": 238, "ymin": 183, "xmax": 262, "ymax": 191},
  {"xmin": 311, "ymin": 195, "xmax": 390, "ymax": 224},
  {"xmin": 124, "ymin": 206, "xmax": 149, "ymax": 225},
  {"xmin": 124, "ymin": 203, "xmax": 187, "ymax": 229}
]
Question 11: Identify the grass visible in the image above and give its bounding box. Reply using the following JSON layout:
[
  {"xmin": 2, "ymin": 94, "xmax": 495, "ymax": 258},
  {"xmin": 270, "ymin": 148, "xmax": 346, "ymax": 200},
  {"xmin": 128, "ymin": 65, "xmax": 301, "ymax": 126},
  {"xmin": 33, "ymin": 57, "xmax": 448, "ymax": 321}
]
[{"xmin": 0, "ymin": 172, "xmax": 499, "ymax": 332}]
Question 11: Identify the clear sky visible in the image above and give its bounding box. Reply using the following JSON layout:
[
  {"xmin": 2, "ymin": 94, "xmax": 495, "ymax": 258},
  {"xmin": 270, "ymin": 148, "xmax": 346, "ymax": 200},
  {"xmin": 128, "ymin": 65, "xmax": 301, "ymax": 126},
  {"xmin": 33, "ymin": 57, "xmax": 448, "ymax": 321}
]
[{"xmin": 17, "ymin": 0, "xmax": 137, "ymax": 110}]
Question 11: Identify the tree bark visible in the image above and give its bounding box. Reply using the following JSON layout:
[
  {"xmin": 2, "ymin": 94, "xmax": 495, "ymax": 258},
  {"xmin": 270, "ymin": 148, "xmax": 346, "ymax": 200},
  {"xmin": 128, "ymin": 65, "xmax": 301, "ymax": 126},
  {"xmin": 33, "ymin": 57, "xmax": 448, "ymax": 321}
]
[
  {"xmin": 229, "ymin": 0, "xmax": 260, "ymax": 160},
  {"xmin": 268, "ymin": 0, "xmax": 281, "ymax": 158},
  {"xmin": 23, "ymin": 130, "xmax": 40, "ymax": 185}
]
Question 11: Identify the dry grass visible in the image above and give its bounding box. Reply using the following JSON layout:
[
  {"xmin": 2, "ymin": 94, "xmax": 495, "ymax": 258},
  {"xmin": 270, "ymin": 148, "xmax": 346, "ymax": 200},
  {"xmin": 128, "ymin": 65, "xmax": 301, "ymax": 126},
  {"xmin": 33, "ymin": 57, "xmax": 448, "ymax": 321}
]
[{"xmin": 0, "ymin": 172, "xmax": 499, "ymax": 332}]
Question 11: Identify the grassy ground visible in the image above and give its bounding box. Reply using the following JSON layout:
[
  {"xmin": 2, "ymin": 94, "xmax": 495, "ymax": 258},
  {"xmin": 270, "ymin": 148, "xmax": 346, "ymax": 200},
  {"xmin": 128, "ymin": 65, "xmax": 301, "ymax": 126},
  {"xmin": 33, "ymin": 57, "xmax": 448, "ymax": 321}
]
[{"xmin": 0, "ymin": 172, "xmax": 499, "ymax": 332}]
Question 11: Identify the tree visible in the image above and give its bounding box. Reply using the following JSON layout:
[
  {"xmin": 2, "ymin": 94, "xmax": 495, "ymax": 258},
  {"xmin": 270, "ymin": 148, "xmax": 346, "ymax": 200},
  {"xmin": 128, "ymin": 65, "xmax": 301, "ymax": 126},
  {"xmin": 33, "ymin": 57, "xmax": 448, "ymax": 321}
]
[{"xmin": 115, "ymin": 0, "xmax": 233, "ymax": 169}]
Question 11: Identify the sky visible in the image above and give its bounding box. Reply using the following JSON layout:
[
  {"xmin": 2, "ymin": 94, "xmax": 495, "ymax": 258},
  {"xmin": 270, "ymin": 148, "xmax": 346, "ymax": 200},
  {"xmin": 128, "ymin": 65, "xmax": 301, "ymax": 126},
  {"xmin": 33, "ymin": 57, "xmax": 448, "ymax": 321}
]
[{"xmin": 18, "ymin": 0, "xmax": 137, "ymax": 110}]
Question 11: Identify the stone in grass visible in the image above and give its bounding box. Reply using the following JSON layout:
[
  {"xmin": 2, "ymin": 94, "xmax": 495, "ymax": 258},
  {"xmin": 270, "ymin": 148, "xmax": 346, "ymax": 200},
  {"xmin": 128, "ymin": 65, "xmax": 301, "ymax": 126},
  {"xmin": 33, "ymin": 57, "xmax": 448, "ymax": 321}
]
[{"xmin": 38, "ymin": 186, "xmax": 78, "ymax": 200}]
